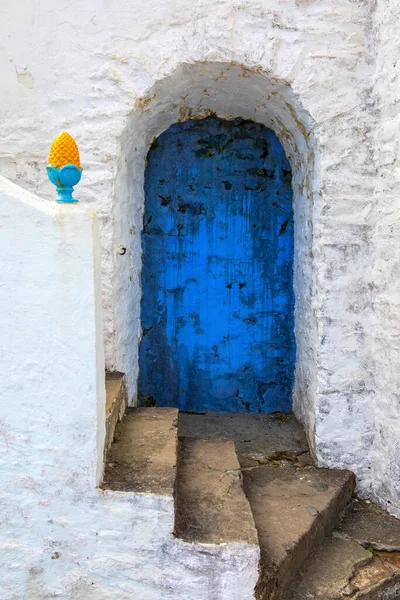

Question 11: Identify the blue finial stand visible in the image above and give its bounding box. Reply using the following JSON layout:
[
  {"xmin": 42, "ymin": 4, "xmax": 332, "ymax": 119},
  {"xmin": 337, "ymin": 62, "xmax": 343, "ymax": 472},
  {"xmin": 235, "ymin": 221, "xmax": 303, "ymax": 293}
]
[{"xmin": 47, "ymin": 164, "xmax": 82, "ymax": 203}]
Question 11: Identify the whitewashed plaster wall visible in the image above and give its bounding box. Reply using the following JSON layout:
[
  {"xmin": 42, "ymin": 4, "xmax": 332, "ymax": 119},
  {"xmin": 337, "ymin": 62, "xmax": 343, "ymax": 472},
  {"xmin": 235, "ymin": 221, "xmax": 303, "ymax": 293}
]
[
  {"xmin": 368, "ymin": 0, "xmax": 400, "ymax": 518},
  {"xmin": 0, "ymin": 176, "xmax": 106, "ymax": 490},
  {"xmin": 0, "ymin": 176, "xmax": 259, "ymax": 600},
  {"xmin": 0, "ymin": 0, "xmax": 398, "ymax": 516}
]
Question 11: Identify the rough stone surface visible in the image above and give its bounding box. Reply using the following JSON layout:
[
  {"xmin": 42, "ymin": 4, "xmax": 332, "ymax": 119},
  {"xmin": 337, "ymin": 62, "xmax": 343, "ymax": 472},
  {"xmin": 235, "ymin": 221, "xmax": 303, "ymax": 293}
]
[
  {"xmin": 105, "ymin": 371, "xmax": 127, "ymax": 451},
  {"xmin": 348, "ymin": 554, "xmax": 400, "ymax": 600},
  {"xmin": 290, "ymin": 537, "xmax": 373, "ymax": 600},
  {"xmin": 291, "ymin": 498, "xmax": 400, "ymax": 600},
  {"xmin": 338, "ymin": 500, "xmax": 400, "ymax": 553},
  {"xmin": 102, "ymin": 407, "xmax": 178, "ymax": 494},
  {"xmin": 291, "ymin": 543, "xmax": 400, "ymax": 600},
  {"xmin": 174, "ymin": 437, "xmax": 258, "ymax": 545},
  {"xmin": 178, "ymin": 412, "xmax": 309, "ymax": 467},
  {"xmin": 242, "ymin": 465, "xmax": 355, "ymax": 599}
]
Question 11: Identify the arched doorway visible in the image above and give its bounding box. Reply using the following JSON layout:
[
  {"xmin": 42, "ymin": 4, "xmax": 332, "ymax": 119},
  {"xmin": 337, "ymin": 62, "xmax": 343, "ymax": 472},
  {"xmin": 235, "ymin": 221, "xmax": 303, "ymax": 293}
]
[{"xmin": 138, "ymin": 116, "xmax": 295, "ymax": 413}]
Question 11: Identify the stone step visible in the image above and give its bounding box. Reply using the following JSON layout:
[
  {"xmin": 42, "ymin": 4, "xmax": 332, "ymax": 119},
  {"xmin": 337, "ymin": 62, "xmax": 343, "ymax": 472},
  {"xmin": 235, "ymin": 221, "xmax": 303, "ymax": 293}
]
[
  {"xmin": 174, "ymin": 436, "xmax": 259, "ymax": 546},
  {"xmin": 290, "ymin": 500, "xmax": 400, "ymax": 600},
  {"xmin": 242, "ymin": 464, "xmax": 355, "ymax": 600},
  {"xmin": 178, "ymin": 411, "xmax": 310, "ymax": 468},
  {"xmin": 105, "ymin": 371, "xmax": 127, "ymax": 451},
  {"xmin": 102, "ymin": 407, "xmax": 178, "ymax": 495}
]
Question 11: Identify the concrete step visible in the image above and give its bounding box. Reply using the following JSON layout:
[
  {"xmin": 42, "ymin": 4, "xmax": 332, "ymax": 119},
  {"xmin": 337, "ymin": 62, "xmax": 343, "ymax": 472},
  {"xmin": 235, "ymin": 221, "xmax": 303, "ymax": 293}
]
[
  {"xmin": 102, "ymin": 407, "xmax": 178, "ymax": 495},
  {"xmin": 242, "ymin": 464, "xmax": 355, "ymax": 600},
  {"xmin": 174, "ymin": 437, "xmax": 259, "ymax": 546},
  {"xmin": 290, "ymin": 500, "xmax": 400, "ymax": 600},
  {"xmin": 105, "ymin": 371, "xmax": 127, "ymax": 451}
]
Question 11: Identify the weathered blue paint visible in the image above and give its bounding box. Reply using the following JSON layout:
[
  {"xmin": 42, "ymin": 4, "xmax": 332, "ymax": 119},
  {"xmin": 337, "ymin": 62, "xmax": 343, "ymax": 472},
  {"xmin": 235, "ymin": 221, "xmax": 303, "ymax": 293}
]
[{"xmin": 139, "ymin": 117, "xmax": 295, "ymax": 413}]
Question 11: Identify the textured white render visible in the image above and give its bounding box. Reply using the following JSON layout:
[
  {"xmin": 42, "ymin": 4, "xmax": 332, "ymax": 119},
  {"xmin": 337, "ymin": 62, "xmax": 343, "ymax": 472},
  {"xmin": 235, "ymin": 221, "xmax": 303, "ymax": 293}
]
[
  {"xmin": 0, "ymin": 176, "xmax": 106, "ymax": 489},
  {"xmin": 0, "ymin": 0, "xmax": 398, "ymax": 525},
  {"xmin": 369, "ymin": 0, "xmax": 400, "ymax": 517},
  {"xmin": 0, "ymin": 177, "xmax": 259, "ymax": 599}
]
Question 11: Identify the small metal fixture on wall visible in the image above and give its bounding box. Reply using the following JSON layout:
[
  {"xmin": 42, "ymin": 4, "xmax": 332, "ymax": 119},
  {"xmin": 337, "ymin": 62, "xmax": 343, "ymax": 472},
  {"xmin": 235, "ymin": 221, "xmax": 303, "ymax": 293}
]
[{"xmin": 47, "ymin": 131, "xmax": 82, "ymax": 203}]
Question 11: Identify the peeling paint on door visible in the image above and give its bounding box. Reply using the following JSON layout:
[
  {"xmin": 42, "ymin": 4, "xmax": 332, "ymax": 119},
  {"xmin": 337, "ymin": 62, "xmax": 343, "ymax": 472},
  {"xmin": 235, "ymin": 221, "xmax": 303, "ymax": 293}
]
[{"xmin": 139, "ymin": 117, "xmax": 295, "ymax": 413}]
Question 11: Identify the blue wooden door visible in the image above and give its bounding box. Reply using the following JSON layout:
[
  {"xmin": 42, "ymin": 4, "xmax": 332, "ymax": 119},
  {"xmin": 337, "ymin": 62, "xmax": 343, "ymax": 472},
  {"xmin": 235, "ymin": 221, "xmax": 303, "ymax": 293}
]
[{"xmin": 139, "ymin": 117, "xmax": 295, "ymax": 413}]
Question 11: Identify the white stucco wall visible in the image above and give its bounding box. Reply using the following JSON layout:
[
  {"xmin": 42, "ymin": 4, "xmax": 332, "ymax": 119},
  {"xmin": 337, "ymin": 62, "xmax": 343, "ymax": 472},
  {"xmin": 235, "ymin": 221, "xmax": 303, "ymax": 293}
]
[
  {"xmin": 368, "ymin": 0, "xmax": 400, "ymax": 518},
  {"xmin": 0, "ymin": 176, "xmax": 106, "ymax": 490},
  {"xmin": 0, "ymin": 0, "xmax": 398, "ymax": 518}
]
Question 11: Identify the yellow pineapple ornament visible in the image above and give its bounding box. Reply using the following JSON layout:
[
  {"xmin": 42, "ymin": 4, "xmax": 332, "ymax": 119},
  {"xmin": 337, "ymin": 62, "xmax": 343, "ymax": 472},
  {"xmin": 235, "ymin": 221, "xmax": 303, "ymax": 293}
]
[{"xmin": 47, "ymin": 132, "xmax": 82, "ymax": 203}]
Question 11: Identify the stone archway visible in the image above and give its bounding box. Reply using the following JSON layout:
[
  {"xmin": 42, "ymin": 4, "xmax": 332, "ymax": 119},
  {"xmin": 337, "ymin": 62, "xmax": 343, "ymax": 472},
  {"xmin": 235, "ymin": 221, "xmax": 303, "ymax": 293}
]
[{"xmin": 113, "ymin": 61, "xmax": 319, "ymax": 450}]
